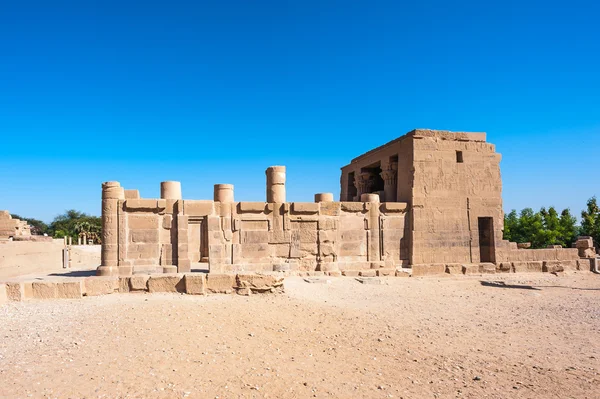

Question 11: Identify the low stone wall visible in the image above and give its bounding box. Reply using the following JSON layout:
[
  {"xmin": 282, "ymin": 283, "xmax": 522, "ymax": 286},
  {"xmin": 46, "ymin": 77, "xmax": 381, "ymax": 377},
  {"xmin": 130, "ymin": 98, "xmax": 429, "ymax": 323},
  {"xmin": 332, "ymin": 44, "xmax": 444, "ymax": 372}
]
[
  {"xmin": 0, "ymin": 240, "xmax": 65, "ymax": 278},
  {"xmin": 68, "ymin": 245, "xmax": 101, "ymax": 268},
  {"xmin": 1, "ymin": 273, "xmax": 285, "ymax": 303},
  {"xmin": 412, "ymin": 258, "xmax": 592, "ymax": 276}
]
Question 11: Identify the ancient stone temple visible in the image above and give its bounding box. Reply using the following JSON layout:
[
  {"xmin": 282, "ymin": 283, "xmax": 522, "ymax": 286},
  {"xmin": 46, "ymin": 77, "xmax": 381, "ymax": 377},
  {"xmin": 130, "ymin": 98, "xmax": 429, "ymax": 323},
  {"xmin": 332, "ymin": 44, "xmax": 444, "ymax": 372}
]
[{"xmin": 98, "ymin": 129, "xmax": 583, "ymax": 277}]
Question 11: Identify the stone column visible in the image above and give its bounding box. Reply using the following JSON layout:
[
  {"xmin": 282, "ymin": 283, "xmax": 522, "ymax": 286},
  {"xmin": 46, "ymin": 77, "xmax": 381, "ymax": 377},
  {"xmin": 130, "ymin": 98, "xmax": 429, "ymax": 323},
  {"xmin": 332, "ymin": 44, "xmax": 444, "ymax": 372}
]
[
  {"xmin": 380, "ymin": 162, "xmax": 398, "ymax": 202},
  {"xmin": 266, "ymin": 166, "xmax": 286, "ymax": 203},
  {"xmin": 314, "ymin": 193, "xmax": 334, "ymax": 202},
  {"xmin": 160, "ymin": 181, "xmax": 182, "ymax": 200},
  {"xmin": 354, "ymin": 172, "xmax": 372, "ymax": 199},
  {"xmin": 362, "ymin": 193, "xmax": 382, "ymax": 268},
  {"xmin": 214, "ymin": 184, "xmax": 234, "ymax": 203},
  {"xmin": 98, "ymin": 181, "xmax": 124, "ymax": 276}
]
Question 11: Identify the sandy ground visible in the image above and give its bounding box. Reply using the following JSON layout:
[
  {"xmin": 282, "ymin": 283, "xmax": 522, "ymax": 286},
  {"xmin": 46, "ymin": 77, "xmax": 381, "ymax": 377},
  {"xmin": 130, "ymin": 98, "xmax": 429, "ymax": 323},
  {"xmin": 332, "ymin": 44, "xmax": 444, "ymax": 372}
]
[{"xmin": 0, "ymin": 273, "xmax": 598, "ymax": 399}]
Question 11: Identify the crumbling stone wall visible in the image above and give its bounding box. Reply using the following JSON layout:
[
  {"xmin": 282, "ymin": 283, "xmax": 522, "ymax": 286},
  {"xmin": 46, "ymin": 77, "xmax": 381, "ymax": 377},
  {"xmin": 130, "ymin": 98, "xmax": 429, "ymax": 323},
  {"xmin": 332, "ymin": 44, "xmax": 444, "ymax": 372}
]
[
  {"xmin": 0, "ymin": 211, "xmax": 31, "ymax": 239},
  {"xmin": 97, "ymin": 179, "xmax": 409, "ymax": 276}
]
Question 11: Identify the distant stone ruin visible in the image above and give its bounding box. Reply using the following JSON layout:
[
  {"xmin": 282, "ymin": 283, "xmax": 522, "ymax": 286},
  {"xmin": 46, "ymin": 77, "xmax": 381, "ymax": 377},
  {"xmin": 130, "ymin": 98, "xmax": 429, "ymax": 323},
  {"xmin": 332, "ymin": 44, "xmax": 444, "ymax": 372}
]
[
  {"xmin": 0, "ymin": 211, "xmax": 31, "ymax": 240},
  {"xmin": 97, "ymin": 129, "xmax": 589, "ymax": 277}
]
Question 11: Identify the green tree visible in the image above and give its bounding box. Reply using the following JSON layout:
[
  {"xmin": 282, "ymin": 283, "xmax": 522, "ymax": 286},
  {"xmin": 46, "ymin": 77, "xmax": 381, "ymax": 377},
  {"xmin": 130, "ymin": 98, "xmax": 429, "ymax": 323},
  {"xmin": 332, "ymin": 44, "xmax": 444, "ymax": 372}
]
[
  {"xmin": 581, "ymin": 196, "xmax": 600, "ymax": 247},
  {"xmin": 48, "ymin": 210, "xmax": 102, "ymax": 243},
  {"xmin": 558, "ymin": 209, "xmax": 579, "ymax": 247},
  {"xmin": 503, "ymin": 210, "xmax": 520, "ymax": 243}
]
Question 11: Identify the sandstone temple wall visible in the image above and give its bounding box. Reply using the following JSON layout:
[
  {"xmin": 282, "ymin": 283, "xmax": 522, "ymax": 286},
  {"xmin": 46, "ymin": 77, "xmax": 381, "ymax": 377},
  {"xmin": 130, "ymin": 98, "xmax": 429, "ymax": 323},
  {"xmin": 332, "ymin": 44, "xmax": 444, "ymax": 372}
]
[
  {"xmin": 97, "ymin": 181, "xmax": 410, "ymax": 276},
  {"xmin": 98, "ymin": 129, "xmax": 586, "ymax": 277}
]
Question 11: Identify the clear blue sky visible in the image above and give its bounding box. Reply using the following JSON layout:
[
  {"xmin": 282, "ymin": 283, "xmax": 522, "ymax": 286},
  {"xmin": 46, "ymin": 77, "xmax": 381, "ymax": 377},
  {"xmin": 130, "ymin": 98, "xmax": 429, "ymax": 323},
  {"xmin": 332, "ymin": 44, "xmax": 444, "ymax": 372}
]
[{"xmin": 0, "ymin": 0, "xmax": 598, "ymax": 223}]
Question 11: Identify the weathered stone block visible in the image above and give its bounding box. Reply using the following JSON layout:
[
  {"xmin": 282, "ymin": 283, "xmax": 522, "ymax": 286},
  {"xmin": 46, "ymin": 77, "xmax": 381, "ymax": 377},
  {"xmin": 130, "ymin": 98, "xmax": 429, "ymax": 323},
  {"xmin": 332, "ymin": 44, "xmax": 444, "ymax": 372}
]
[
  {"xmin": 184, "ymin": 200, "xmax": 214, "ymax": 216},
  {"xmin": 318, "ymin": 218, "xmax": 338, "ymax": 231},
  {"xmin": 497, "ymin": 262, "xmax": 512, "ymax": 273},
  {"xmin": 128, "ymin": 214, "xmax": 159, "ymax": 230},
  {"xmin": 359, "ymin": 269, "xmax": 377, "ymax": 277},
  {"xmin": 125, "ymin": 199, "xmax": 159, "ymax": 210},
  {"xmin": 461, "ymin": 264, "xmax": 480, "ymax": 275},
  {"xmin": 512, "ymin": 261, "xmax": 543, "ymax": 273},
  {"xmin": 575, "ymin": 237, "xmax": 593, "ymax": 249},
  {"xmin": 235, "ymin": 274, "xmax": 284, "ymax": 293},
  {"xmin": 319, "ymin": 202, "xmax": 341, "ymax": 216},
  {"xmin": 562, "ymin": 260, "xmax": 579, "ymax": 271},
  {"xmin": 445, "ymin": 263, "xmax": 462, "ymax": 274},
  {"xmin": 5, "ymin": 282, "xmax": 24, "ymax": 301},
  {"xmin": 119, "ymin": 277, "xmax": 131, "ymax": 293},
  {"xmin": 291, "ymin": 202, "xmax": 319, "ymax": 214},
  {"xmin": 241, "ymin": 230, "xmax": 269, "ymax": 244},
  {"xmin": 56, "ymin": 281, "xmax": 83, "ymax": 299},
  {"xmin": 129, "ymin": 275, "xmax": 149, "ymax": 291},
  {"xmin": 130, "ymin": 229, "xmax": 160, "ymax": 244},
  {"xmin": 184, "ymin": 274, "xmax": 206, "ymax": 295},
  {"xmin": 412, "ymin": 263, "xmax": 446, "ymax": 276},
  {"xmin": 84, "ymin": 277, "xmax": 118, "ymax": 296},
  {"xmin": 31, "ymin": 281, "xmax": 57, "ymax": 299},
  {"xmin": 395, "ymin": 269, "xmax": 410, "ymax": 277},
  {"xmin": 147, "ymin": 274, "xmax": 185, "ymax": 293},
  {"xmin": 206, "ymin": 274, "xmax": 235, "ymax": 294},
  {"xmin": 480, "ymin": 263, "xmax": 496, "ymax": 274},
  {"xmin": 543, "ymin": 261, "xmax": 564, "ymax": 273},
  {"xmin": 341, "ymin": 202, "xmax": 365, "ymax": 212},
  {"xmin": 342, "ymin": 270, "xmax": 360, "ymax": 277},
  {"xmin": 577, "ymin": 259, "xmax": 592, "ymax": 272},
  {"xmin": 238, "ymin": 202, "xmax": 267, "ymax": 213},
  {"xmin": 380, "ymin": 202, "xmax": 408, "ymax": 213}
]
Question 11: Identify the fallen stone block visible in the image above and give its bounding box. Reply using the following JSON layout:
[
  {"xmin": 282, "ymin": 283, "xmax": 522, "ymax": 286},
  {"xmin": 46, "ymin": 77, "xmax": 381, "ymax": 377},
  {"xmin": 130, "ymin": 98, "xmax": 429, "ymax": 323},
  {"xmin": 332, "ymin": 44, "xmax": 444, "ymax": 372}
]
[
  {"xmin": 84, "ymin": 277, "xmax": 118, "ymax": 296},
  {"xmin": 206, "ymin": 274, "xmax": 235, "ymax": 294},
  {"xmin": 543, "ymin": 261, "xmax": 564, "ymax": 273},
  {"xmin": 411, "ymin": 264, "xmax": 446, "ymax": 277},
  {"xmin": 184, "ymin": 274, "xmax": 206, "ymax": 295},
  {"xmin": 237, "ymin": 274, "xmax": 284, "ymax": 293},
  {"xmin": 356, "ymin": 277, "xmax": 383, "ymax": 285},
  {"xmin": 147, "ymin": 274, "xmax": 185, "ymax": 293},
  {"xmin": 359, "ymin": 270, "xmax": 377, "ymax": 277},
  {"xmin": 579, "ymin": 248, "xmax": 596, "ymax": 258},
  {"xmin": 5, "ymin": 282, "xmax": 25, "ymax": 302},
  {"xmin": 376, "ymin": 268, "xmax": 395, "ymax": 277}
]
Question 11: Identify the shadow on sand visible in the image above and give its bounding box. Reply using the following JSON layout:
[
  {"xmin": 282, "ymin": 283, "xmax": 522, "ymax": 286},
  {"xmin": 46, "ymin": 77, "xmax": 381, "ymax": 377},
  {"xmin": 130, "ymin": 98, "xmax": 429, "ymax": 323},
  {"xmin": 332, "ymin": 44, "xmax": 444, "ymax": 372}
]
[{"xmin": 480, "ymin": 281, "xmax": 540, "ymax": 290}]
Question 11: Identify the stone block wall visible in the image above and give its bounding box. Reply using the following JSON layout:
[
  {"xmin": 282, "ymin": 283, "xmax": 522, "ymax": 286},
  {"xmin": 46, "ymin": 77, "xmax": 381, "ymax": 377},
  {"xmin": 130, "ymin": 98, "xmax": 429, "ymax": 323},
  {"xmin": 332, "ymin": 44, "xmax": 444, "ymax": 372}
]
[{"xmin": 98, "ymin": 179, "xmax": 409, "ymax": 276}]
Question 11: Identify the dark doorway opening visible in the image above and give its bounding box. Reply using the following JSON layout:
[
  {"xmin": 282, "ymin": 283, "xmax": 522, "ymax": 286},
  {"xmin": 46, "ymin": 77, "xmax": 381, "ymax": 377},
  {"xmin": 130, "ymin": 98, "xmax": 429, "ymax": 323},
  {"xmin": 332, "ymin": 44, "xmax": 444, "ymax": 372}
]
[
  {"xmin": 478, "ymin": 217, "xmax": 495, "ymax": 263},
  {"xmin": 347, "ymin": 172, "xmax": 357, "ymax": 201}
]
